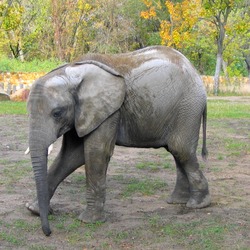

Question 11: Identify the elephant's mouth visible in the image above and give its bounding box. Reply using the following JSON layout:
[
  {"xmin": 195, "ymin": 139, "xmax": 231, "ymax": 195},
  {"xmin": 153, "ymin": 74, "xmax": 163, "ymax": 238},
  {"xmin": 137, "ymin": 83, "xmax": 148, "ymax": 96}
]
[{"xmin": 58, "ymin": 124, "xmax": 73, "ymax": 138}]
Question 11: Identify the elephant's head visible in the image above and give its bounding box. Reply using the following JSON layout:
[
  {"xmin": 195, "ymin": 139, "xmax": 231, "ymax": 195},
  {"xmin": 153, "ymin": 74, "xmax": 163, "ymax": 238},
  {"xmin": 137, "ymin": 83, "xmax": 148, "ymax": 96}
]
[{"xmin": 27, "ymin": 61, "xmax": 125, "ymax": 235}]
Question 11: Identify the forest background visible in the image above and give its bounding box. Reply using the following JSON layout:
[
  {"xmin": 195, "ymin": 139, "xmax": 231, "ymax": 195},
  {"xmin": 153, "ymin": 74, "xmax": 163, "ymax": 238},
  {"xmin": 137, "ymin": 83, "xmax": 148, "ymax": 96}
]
[{"xmin": 0, "ymin": 0, "xmax": 249, "ymax": 94}]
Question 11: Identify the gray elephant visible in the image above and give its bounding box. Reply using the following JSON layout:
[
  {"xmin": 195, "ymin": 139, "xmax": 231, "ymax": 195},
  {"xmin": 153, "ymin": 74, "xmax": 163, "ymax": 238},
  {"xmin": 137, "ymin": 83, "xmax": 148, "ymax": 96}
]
[{"xmin": 26, "ymin": 46, "xmax": 210, "ymax": 236}]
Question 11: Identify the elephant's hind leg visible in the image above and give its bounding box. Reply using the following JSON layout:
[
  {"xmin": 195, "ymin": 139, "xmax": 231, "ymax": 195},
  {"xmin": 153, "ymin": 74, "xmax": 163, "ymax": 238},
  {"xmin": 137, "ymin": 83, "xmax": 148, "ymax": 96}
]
[
  {"xmin": 167, "ymin": 156, "xmax": 190, "ymax": 204},
  {"xmin": 175, "ymin": 155, "xmax": 210, "ymax": 208},
  {"xmin": 184, "ymin": 156, "xmax": 210, "ymax": 208}
]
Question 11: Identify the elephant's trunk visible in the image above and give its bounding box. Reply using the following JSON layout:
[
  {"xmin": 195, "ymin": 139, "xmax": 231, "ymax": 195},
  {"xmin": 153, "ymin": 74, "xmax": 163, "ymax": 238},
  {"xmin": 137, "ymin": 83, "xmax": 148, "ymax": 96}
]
[{"xmin": 29, "ymin": 138, "xmax": 51, "ymax": 236}]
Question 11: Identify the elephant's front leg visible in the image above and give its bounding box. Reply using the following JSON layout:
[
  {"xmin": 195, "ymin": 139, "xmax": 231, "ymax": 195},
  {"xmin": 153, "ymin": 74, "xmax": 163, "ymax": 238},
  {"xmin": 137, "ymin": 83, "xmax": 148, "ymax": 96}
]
[{"xmin": 79, "ymin": 112, "xmax": 119, "ymax": 223}]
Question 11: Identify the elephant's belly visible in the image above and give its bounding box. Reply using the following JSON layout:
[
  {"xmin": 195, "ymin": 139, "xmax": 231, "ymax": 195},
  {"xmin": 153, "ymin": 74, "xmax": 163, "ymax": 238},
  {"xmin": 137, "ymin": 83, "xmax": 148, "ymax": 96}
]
[{"xmin": 116, "ymin": 115, "xmax": 169, "ymax": 148}]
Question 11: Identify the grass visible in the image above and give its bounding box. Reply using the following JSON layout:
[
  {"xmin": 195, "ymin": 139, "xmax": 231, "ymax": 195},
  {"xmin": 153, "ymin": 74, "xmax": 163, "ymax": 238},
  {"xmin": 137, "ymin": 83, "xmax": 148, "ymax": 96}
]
[
  {"xmin": 0, "ymin": 231, "xmax": 22, "ymax": 245},
  {"xmin": 161, "ymin": 221, "xmax": 227, "ymax": 249},
  {"xmin": 0, "ymin": 101, "xmax": 27, "ymax": 115},
  {"xmin": 121, "ymin": 178, "xmax": 167, "ymax": 197},
  {"xmin": 135, "ymin": 161, "xmax": 173, "ymax": 172},
  {"xmin": 0, "ymin": 159, "xmax": 31, "ymax": 187},
  {"xmin": 207, "ymin": 100, "xmax": 250, "ymax": 119},
  {"xmin": 135, "ymin": 161, "xmax": 159, "ymax": 171},
  {"xmin": 47, "ymin": 213, "xmax": 104, "ymax": 245},
  {"xmin": 224, "ymin": 138, "xmax": 249, "ymax": 156},
  {"xmin": 147, "ymin": 216, "xmax": 238, "ymax": 250},
  {"xmin": 0, "ymin": 218, "xmax": 41, "ymax": 247}
]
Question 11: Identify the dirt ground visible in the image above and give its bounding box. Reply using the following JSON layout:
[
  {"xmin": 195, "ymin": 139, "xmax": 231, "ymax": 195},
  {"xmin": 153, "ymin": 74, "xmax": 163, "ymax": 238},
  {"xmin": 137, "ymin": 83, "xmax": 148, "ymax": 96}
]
[{"xmin": 0, "ymin": 96, "xmax": 249, "ymax": 249}]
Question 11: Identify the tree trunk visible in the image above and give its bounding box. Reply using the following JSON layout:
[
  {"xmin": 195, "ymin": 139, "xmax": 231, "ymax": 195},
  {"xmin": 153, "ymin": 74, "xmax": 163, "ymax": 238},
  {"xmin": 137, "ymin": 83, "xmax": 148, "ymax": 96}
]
[
  {"xmin": 222, "ymin": 60, "xmax": 230, "ymax": 85},
  {"xmin": 213, "ymin": 18, "xmax": 225, "ymax": 96},
  {"xmin": 212, "ymin": 3, "xmax": 231, "ymax": 95},
  {"xmin": 51, "ymin": 0, "xmax": 63, "ymax": 60},
  {"xmin": 214, "ymin": 53, "xmax": 222, "ymax": 95},
  {"xmin": 244, "ymin": 54, "xmax": 250, "ymax": 85}
]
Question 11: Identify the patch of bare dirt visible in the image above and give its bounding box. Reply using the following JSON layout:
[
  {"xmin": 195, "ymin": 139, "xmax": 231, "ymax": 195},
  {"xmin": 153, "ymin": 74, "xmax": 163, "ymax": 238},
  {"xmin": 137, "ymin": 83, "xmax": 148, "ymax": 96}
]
[{"xmin": 0, "ymin": 96, "xmax": 249, "ymax": 249}]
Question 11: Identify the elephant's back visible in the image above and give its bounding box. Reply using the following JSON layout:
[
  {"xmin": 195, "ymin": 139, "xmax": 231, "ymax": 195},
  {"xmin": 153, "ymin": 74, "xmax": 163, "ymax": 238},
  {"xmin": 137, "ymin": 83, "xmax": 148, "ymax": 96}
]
[{"xmin": 75, "ymin": 46, "xmax": 197, "ymax": 78}]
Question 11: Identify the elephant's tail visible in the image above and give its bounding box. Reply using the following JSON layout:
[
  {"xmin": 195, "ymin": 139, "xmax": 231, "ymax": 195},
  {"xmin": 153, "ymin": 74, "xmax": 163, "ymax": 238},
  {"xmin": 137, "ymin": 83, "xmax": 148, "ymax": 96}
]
[{"xmin": 202, "ymin": 103, "xmax": 208, "ymax": 161}]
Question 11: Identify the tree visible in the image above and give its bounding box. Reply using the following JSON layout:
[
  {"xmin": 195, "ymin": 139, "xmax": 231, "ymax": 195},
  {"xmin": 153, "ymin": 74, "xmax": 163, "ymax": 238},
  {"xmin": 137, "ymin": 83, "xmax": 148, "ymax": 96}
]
[
  {"xmin": 86, "ymin": 0, "xmax": 132, "ymax": 53},
  {"xmin": 202, "ymin": 0, "xmax": 241, "ymax": 95},
  {"xmin": 49, "ymin": 0, "xmax": 95, "ymax": 61},
  {"xmin": 140, "ymin": 0, "xmax": 249, "ymax": 87},
  {"xmin": 222, "ymin": 4, "xmax": 250, "ymax": 78},
  {"xmin": 140, "ymin": 0, "xmax": 202, "ymax": 49},
  {"xmin": 160, "ymin": 0, "xmax": 202, "ymax": 49},
  {"xmin": 21, "ymin": 0, "xmax": 52, "ymax": 60},
  {"xmin": 0, "ymin": 0, "xmax": 248, "ymax": 81},
  {"xmin": 0, "ymin": 0, "xmax": 24, "ymax": 60}
]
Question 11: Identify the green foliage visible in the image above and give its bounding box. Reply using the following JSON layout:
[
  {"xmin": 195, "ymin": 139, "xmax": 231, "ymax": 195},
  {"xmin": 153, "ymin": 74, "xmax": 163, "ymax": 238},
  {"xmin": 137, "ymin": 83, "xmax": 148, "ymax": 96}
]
[
  {"xmin": 140, "ymin": 0, "xmax": 249, "ymax": 81},
  {"xmin": 0, "ymin": 2, "xmax": 23, "ymax": 31}
]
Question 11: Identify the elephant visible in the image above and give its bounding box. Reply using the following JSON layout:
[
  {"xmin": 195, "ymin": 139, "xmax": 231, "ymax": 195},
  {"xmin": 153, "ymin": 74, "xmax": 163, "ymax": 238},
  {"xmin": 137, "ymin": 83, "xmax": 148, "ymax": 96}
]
[{"xmin": 26, "ymin": 46, "xmax": 210, "ymax": 236}]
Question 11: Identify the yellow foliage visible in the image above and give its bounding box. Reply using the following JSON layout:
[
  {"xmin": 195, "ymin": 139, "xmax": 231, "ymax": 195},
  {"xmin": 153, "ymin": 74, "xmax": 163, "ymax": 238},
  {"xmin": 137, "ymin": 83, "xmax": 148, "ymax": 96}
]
[
  {"xmin": 140, "ymin": 0, "xmax": 158, "ymax": 19},
  {"xmin": 160, "ymin": 0, "xmax": 202, "ymax": 48},
  {"xmin": 140, "ymin": 7, "xmax": 156, "ymax": 19},
  {"xmin": 142, "ymin": 0, "xmax": 153, "ymax": 8},
  {"xmin": 141, "ymin": 0, "xmax": 203, "ymax": 48}
]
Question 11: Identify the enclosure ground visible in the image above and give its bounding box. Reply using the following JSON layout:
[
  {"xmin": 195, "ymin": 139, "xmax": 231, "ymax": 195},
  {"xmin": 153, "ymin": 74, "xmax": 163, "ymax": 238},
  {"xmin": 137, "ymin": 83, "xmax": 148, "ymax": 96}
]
[{"xmin": 0, "ymin": 97, "xmax": 249, "ymax": 249}]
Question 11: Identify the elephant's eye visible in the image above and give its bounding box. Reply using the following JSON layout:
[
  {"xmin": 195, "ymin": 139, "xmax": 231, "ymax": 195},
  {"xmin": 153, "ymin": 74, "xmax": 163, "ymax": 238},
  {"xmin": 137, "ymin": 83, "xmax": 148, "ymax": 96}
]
[{"xmin": 52, "ymin": 108, "xmax": 65, "ymax": 119}]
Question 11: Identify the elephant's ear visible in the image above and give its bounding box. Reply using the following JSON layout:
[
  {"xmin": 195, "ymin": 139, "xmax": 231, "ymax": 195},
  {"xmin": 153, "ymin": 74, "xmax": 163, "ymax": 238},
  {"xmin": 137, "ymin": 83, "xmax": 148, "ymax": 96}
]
[{"xmin": 65, "ymin": 62, "xmax": 126, "ymax": 137}]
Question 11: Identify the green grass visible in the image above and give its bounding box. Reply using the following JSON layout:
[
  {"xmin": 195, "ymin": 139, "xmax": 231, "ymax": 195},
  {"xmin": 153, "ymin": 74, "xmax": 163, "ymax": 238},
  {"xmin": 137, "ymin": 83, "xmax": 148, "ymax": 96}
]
[
  {"xmin": 0, "ymin": 101, "xmax": 27, "ymax": 115},
  {"xmin": 148, "ymin": 217, "xmax": 237, "ymax": 250},
  {"xmin": 0, "ymin": 56, "xmax": 62, "ymax": 72},
  {"xmin": 224, "ymin": 138, "xmax": 249, "ymax": 156},
  {"xmin": 121, "ymin": 178, "xmax": 167, "ymax": 197},
  {"xmin": 162, "ymin": 221, "xmax": 227, "ymax": 249},
  {"xmin": 0, "ymin": 219, "xmax": 41, "ymax": 247},
  {"xmin": 207, "ymin": 100, "xmax": 250, "ymax": 119},
  {"xmin": 29, "ymin": 246, "xmax": 56, "ymax": 250},
  {"xmin": 135, "ymin": 161, "xmax": 173, "ymax": 172},
  {"xmin": 0, "ymin": 231, "xmax": 22, "ymax": 245},
  {"xmin": 135, "ymin": 161, "xmax": 159, "ymax": 171},
  {"xmin": 0, "ymin": 159, "xmax": 31, "ymax": 187}
]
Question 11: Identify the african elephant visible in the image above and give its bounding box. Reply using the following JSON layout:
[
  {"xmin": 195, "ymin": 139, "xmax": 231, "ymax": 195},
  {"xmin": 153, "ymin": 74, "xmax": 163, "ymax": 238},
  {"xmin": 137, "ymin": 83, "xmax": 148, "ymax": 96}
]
[{"xmin": 26, "ymin": 46, "xmax": 210, "ymax": 236}]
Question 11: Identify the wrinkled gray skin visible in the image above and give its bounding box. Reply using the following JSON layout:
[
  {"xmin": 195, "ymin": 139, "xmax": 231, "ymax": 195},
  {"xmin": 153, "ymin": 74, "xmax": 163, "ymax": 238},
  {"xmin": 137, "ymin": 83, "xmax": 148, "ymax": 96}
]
[{"xmin": 26, "ymin": 46, "xmax": 210, "ymax": 236}]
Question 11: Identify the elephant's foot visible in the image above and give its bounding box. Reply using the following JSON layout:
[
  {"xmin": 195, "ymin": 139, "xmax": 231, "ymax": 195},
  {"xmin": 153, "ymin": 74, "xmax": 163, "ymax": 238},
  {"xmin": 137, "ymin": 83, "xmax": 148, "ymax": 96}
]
[
  {"xmin": 78, "ymin": 208, "xmax": 106, "ymax": 223},
  {"xmin": 25, "ymin": 200, "xmax": 53, "ymax": 216},
  {"xmin": 167, "ymin": 191, "xmax": 190, "ymax": 204},
  {"xmin": 186, "ymin": 191, "xmax": 211, "ymax": 209}
]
